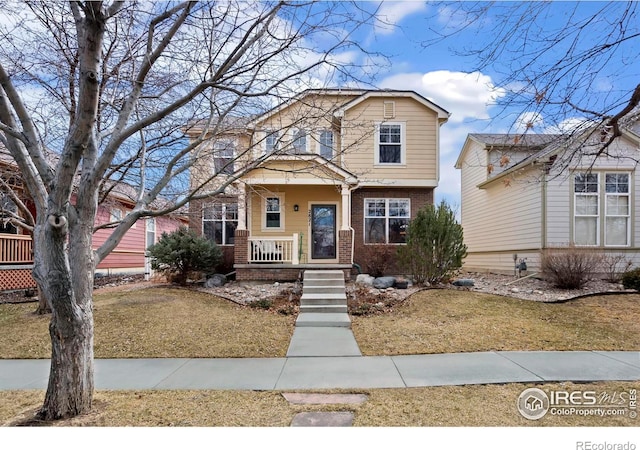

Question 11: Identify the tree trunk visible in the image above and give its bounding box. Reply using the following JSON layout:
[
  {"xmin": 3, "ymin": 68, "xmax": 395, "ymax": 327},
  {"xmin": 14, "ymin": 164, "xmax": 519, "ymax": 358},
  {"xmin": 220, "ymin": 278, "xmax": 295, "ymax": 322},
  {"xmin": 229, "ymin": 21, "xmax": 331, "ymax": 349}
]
[
  {"xmin": 34, "ymin": 286, "xmax": 51, "ymax": 315},
  {"xmin": 33, "ymin": 211, "xmax": 96, "ymax": 420}
]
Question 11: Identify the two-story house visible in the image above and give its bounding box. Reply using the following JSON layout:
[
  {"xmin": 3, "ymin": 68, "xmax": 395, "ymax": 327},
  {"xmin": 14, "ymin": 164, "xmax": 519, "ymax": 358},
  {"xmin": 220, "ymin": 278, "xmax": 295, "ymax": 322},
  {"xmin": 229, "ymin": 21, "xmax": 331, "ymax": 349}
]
[
  {"xmin": 188, "ymin": 88, "xmax": 450, "ymax": 281},
  {"xmin": 455, "ymin": 115, "xmax": 640, "ymax": 275}
]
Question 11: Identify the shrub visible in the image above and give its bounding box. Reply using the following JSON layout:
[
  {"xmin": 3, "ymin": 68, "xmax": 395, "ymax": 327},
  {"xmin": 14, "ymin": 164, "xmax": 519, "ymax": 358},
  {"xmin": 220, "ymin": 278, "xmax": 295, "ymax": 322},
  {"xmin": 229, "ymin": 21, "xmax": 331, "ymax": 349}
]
[
  {"xmin": 397, "ymin": 201, "xmax": 467, "ymax": 285},
  {"xmin": 601, "ymin": 254, "xmax": 633, "ymax": 283},
  {"xmin": 621, "ymin": 267, "xmax": 640, "ymax": 291},
  {"xmin": 147, "ymin": 227, "xmax": 222, "ymax": 285},
  {"xmin": 541, "ymin": 246, "xmax": 602, "ymax": 289},
  {"xmin": 360, "ymin": 244, "xmax": 394, "ymax": 277}
]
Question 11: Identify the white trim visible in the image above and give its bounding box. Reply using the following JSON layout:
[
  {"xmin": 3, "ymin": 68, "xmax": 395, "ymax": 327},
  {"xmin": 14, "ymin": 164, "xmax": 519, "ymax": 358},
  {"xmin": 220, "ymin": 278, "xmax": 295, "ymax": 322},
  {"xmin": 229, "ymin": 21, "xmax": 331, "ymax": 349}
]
[
  {"xmin": 145, "ymin": 218, "xmax": 156, "ymax": 249},
  {"xmin": 374, "ymin": 121, "xmax": 406, "ymax": 166},
  {"xmin": 357, "ymin": 179, "xmax": 438, "ymax": 187},
  {"xmin": 262, "ymin": 193, "xmax": 285, "ymax": 232},
  {"xmin": 318, "ymin": 129, "xmax": 334, "ymax": 159},
  {"xmin": 363, "ymin": 198, "xmax": 410, "ymax": 244}
]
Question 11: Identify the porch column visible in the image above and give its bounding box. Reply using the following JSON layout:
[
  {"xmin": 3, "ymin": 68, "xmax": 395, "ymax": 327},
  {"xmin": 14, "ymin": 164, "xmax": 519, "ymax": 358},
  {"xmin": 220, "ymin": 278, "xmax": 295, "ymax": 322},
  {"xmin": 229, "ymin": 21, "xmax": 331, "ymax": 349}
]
[
  {"xmin": 340, "ymin": 184, "xmax": 350, "ymax": 231},
  {"xmin": 234, "ymin": 229, "xmax": 249, "ymax": 265},
  {"xmin": 237, "ymin": 183, "xmax": 247, "ymax": 230}
]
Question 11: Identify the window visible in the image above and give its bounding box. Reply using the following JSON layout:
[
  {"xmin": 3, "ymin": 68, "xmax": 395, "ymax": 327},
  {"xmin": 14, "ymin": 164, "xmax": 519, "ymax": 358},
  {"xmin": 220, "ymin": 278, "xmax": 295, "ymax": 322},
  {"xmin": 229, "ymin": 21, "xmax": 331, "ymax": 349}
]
[
  {"xmin": 364, "ymin": 198, "xmax": 410, "ymax": 244},
  {"xmin": 319, "ymin": 130, "xmax": 334, "ymax": 159},
  {"xmin": 265, "ymin": 196, "xmax": 282, "ymax": 229},
  {"xmin": 264, "ymin": 130, "xmax": 279, "ymax": 154},
  {"xmin": 292, "ymin": 129, "xmax": 308, "ymax": 153},
  {"xmin": 605, "ymin": 173, "xmax": 630, "ymax": 246},
  {"xmin": 146, "ymin": 218, "xmax": 156, "ymax": 249},
  {"xmin": 0, "ymin": 194, "xmax": 18, "ymax": 234},
  {"xmin": 213, "ymin": 139, "xmax": 235, "ymax": 175},
  {"xmin": 110, "ymin": 207, "xmax": 123, "ymax": 223},
  {"xmin": 203, "ymin": 203, "xmax": 238, "ymax": 245},
  {"xmin": 573, "ymin": 172, "xmax": 631, "ymax": 247},
  {"xmin": 376, "ymin": 123, "xmax": 404, "ymax": 164}
]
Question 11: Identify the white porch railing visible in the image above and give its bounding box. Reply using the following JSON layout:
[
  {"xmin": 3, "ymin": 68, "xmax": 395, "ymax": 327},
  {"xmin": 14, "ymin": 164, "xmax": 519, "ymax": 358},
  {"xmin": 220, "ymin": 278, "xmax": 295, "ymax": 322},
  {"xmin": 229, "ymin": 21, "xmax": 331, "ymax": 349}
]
[
  {"xmin": 0, "ymin": 234, "xmax": 33, "ymax": 264},
  {"xmin": 248, "ymin": 234, "xmax": 299, "ymax": 264}
]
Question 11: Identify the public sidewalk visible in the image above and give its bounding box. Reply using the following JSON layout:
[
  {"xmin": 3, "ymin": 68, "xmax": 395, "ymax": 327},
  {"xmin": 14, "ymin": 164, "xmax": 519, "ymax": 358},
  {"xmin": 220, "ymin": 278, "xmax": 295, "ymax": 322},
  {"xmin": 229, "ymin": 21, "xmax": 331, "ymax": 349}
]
[{"xmin": 1, "ymin": 351, "xmax": 639, "ymax": 391}]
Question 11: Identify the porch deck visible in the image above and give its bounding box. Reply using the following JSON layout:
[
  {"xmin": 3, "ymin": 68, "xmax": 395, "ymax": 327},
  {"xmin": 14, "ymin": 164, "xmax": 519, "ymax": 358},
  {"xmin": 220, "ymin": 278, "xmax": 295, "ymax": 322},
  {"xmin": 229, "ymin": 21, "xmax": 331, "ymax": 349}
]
[{"xmin": 234, "ymin": 263, "xmax": 353, "ymax": 282}]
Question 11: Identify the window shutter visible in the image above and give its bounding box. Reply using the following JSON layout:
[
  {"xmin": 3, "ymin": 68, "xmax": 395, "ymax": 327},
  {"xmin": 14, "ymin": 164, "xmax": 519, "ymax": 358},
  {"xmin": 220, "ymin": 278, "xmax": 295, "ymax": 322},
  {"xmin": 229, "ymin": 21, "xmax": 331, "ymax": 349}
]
[{"xmin": 383, "ymin": 101, "xmax": 395, "ymax": 119}]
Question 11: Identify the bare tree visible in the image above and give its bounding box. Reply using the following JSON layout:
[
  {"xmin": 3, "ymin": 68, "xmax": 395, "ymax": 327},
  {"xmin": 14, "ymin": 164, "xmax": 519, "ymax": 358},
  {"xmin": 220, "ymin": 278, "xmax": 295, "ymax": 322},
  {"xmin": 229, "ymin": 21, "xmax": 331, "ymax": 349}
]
[
  {"xmin": 426, "ymin": 1, "xmax": 640, "ymax": 160},
  {"xmin": 0, "ymin": 0, "xmax": 379, "ymax": 420}
]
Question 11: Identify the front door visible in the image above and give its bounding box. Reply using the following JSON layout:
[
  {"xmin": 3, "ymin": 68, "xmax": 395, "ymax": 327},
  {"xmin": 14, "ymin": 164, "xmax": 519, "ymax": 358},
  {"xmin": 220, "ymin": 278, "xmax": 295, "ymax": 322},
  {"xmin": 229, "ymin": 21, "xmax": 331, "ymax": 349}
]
[{"xmin": 311, "ymin": 204, "xmax": 336, "ymax": 259}]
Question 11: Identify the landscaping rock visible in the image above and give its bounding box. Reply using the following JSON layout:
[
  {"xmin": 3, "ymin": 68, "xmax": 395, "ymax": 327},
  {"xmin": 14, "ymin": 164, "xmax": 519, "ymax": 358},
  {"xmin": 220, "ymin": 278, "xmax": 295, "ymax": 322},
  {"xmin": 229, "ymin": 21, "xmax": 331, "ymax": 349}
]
[
  {"xmin": 373, "ymin": 276, "xmax": 396, "ymax": 289},
  {"xmin": 395, "ymin": 280, "xmax": 409, "ymax": 289},
  {"xmin": 355, "ymin": 274, "xmax": 375, "ymax": 286},
  {"xmin": 453, "ymin": 279, "xmax": 475, "ymax": 287},
  {"xmin": 205, "ymin": 273, "xmax": 227, "ymax": 288}
]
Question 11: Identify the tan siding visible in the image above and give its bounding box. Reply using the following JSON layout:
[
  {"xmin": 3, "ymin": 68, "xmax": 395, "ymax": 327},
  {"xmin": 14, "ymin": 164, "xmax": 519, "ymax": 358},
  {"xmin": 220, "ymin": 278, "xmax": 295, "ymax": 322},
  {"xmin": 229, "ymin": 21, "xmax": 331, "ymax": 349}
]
[{"xmin": 341, "ymin": 97, "xmax": 439, "ymax": 182}]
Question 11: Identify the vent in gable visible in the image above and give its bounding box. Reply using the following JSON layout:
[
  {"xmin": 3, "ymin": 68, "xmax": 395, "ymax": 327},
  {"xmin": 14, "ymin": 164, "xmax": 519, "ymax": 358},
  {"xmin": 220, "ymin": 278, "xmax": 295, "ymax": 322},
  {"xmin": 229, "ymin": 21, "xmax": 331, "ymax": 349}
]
[{"xmin": 383, "ymin": 101, "xmax": 395, "ymax": 119}]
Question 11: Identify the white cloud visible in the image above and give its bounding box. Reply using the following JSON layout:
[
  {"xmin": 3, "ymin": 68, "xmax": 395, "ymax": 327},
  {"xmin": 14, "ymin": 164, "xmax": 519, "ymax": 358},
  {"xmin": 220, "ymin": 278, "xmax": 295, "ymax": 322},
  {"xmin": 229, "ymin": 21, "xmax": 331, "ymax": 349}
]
[
  {"xmin": 379, "ymin": 70, "xmax": 505, "ymax": 123},
  {"xmin": 374, "ymin": 1, "xmax": 427, "ymax": 35},
  {"xmin": 514, "ymin": 111, "xmax": 545, "ymax": 133},
  {"xmin": 379, "ymin": 70, "xmax": 506, "ymax": 210}
]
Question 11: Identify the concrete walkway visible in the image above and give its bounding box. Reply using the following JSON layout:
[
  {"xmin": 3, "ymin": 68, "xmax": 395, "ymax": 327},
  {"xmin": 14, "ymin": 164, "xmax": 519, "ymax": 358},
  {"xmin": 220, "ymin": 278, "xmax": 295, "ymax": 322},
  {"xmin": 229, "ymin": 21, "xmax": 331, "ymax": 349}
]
[{"xmin": 1, "ymin": 351, "xmax": 639, "ymax": 391}]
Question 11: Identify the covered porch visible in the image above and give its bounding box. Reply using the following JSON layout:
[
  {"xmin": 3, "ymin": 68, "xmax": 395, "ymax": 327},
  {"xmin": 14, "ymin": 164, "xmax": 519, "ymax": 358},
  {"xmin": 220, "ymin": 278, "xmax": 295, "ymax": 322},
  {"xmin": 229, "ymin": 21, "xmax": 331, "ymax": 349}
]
[{"xmin": 232, "ymin": 156, "xmax": 357, "ymax": 281}]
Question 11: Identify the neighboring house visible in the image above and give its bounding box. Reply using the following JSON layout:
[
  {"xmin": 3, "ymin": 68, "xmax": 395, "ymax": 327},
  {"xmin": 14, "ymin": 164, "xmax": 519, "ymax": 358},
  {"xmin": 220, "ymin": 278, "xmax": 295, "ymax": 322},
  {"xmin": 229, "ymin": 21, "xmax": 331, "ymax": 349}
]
[
  {"xmin": 455, "ymin": 116, "xmax": 640, "ymax": 275},
  {"xmin": 0, "ymin": 160, "xmax": 187, "ymax": 290},
  {"xmin": 188, "ymin": 88, "xmax": 450, "ymax": 281}
]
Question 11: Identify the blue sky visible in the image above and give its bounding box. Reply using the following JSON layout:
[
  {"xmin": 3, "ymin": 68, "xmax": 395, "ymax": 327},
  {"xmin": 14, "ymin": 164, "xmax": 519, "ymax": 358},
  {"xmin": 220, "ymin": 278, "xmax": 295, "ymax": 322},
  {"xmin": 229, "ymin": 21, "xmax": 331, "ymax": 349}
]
[{"xmin": 343, "ymin": 1, "xmax": 637, "ymax": 210}]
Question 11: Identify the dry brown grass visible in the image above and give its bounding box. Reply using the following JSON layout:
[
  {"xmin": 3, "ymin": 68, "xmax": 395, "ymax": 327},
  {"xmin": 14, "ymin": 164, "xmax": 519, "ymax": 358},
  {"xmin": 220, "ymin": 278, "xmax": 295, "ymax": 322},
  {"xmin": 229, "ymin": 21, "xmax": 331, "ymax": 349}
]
[
  {"xmin": 352, "ymin": 289, "xmax": 640, "ymax": 355},
  {"xmin": 2, "ymin": 382, "xmax": 637, "ymax": 427},
  {"xmin": 1, "ymin": 285, "xmax": 639, "ymax": 428},
  {"xmin": 0, "ymin": 287, "xmax": 295, "ymax": 359}
]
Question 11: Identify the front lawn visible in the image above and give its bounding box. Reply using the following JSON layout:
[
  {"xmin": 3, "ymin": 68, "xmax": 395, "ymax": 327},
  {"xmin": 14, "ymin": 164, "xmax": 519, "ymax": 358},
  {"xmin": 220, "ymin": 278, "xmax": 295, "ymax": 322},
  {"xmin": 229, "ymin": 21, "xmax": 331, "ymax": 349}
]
[{"xmin": 352, "ymin": 289, "xmax": 640, "ymax": 355}]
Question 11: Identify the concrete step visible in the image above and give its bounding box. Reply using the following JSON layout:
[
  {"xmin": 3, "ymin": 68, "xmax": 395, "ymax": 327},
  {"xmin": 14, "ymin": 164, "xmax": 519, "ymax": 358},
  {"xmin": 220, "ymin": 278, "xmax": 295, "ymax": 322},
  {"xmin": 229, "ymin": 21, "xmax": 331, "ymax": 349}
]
[
  {"xmin": 303, "ymin": 279, "xmax": 345, "ymax": 289},
  {"xmin": 295, "ymin": 312, "xmax": 351, "ymax": 327},
  {"xmin": 300, "ymin": 293, "xmax": 347, "ymax": 304},
  {"xmin": 300, "ymin": 304, "xmax": 348, "ymax": 314},
  {"xmin": 303, "ymin": 270, "xmax": 345, "ymax": 281},
  {"xmin": 300, "ymin": 297, "xmax": 348, "ymax": 307},
  {"xmin": 303, "ymin": 286, "xmax": 346, "ymax": 295}
]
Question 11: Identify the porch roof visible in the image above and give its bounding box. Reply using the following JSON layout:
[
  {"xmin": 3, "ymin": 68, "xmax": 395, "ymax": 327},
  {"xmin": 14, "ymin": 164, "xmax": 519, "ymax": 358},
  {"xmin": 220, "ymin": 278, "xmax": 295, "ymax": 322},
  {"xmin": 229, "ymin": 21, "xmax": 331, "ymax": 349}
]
[{"xmin": 241, "ymin": 154, "xmax": 357, "ymax": 185}]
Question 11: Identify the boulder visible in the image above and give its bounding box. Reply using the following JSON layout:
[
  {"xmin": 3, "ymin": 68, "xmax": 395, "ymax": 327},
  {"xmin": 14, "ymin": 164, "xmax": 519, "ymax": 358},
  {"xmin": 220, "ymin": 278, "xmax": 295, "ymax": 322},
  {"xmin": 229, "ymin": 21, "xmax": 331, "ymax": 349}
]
[
  {"xmin": 452, "ymin": 279, "xmax": 475, "ymax": 287},
  {"xmin": 355, "ymin": 274, "xmax": 375, "ymax": 286},
  {"xmin": 395, "ymin": 280, "xmax": 409, "ymax": 289},
  {"xmin": 373, "ymin": 276, "xmax": 396, "ymax": 289},
  {"xmin": 205, "ymin": 273, "xmax": 227, "ymax": 288}
]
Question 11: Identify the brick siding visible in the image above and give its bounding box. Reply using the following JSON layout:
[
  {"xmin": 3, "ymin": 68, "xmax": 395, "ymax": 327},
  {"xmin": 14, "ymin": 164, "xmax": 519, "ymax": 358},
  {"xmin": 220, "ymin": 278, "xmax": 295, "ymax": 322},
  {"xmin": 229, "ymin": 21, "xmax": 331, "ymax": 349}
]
[{"xmin": 351, "ymin": 187, "xmax": 434, "ymax": 275}]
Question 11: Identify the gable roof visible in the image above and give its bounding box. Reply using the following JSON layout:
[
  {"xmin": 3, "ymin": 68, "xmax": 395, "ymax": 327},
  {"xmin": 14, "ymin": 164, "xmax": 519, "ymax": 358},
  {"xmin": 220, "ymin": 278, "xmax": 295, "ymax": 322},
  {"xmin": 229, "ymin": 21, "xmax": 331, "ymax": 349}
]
[
  {"xmin": 248, "ymin": 88, "xmax": 450, "ymax": 129},
  {"xmin": 247, "ymin": 88, "xmax": 366, "ymax": 129},
  {"xmin": 243, "ymin": 152, "xmax": 358, "ymax": 185},
  {"xmin": 334, "ymin": 90, "xmax": 450, "ymax": 122},
  {"xmin": 454, "ymin": 133, "xmax": 560, "ymax": 169}
]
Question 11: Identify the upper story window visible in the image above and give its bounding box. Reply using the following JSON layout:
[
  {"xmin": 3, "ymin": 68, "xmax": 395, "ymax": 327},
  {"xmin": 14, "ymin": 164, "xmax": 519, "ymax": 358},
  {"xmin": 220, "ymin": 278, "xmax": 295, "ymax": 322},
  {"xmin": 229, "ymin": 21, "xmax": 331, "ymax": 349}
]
[
  {"xmin": 375, "ymin": 123, "xmax": 404, "ymax": 165},
  {"xmin": 203, "ymin": 203, "xmax": 238, "ymax": 245},
  {"xmin": 573, "ymin": 172, "xmax": 630, "ymax": 247},
  {"xmin": 110, "ymin": 207, "xmax": 123, "ymax": 223},
  {"xmin": 292, "ymin": 128, "xmax": 308, "ymax": 154},
  {"xmin": 264, "ymin": 130, "xmax": 279, "ymax": 154},
  {"xmin": 364, "ymin": 198, "xmax": 410, "ymax": 244},
  {"xmin": 319, "ymin": 129, "xmax": 334, "ymax": 159},
  {"xmin": 213, "ymin": 139, "xmax": 235, "ymax": 175}
]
